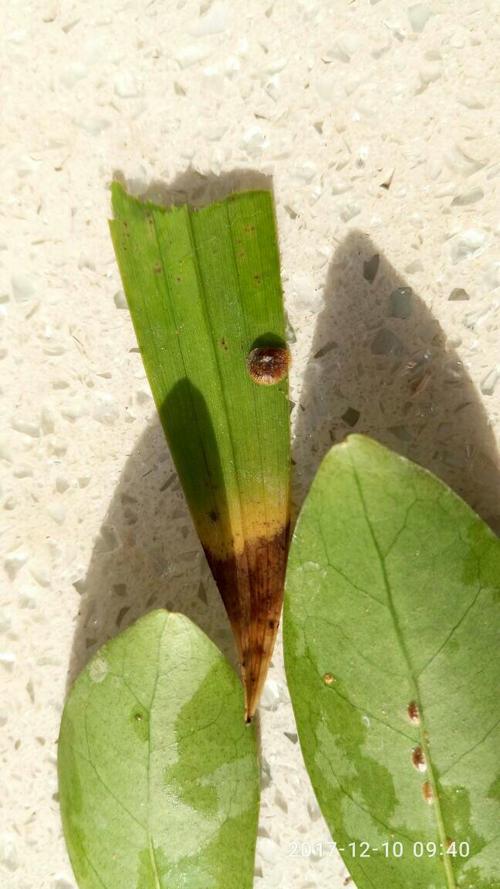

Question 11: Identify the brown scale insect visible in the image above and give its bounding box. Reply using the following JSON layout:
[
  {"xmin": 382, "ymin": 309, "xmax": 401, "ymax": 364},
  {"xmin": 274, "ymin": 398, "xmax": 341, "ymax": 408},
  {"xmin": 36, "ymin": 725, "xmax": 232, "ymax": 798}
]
[
  {"xmin": 422, "ymin": 781, "xmax": 434, "ymax": 804},
  {"xmin": 407, "ymin": 700, "xmax": 421, "ymax": 725},
  {"xmin": 247, "ymin": 346, "xmax": 290, "ymax": 385},
  {"xmin": 411, "ymin": 746, "xmax": 426, "ymax": 772}
]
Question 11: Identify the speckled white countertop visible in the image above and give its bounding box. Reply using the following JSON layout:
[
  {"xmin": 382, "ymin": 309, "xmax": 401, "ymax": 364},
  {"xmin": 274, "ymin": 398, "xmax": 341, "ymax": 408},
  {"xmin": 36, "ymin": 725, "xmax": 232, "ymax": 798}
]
[{"xmin": 1, "ymin": 1, "xmax": 499, "ymax": 887}]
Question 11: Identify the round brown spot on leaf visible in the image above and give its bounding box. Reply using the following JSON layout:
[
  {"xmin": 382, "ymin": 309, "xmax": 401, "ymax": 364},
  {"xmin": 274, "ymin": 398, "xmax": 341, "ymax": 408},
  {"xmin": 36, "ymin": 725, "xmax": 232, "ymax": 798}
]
[
  {"xmin": 247, "ymin": 347, "xmax": 289, "ymax": 386},
  {"xmin": 323, "ymin": 672, "xmax": 335, "ymax": 686}
]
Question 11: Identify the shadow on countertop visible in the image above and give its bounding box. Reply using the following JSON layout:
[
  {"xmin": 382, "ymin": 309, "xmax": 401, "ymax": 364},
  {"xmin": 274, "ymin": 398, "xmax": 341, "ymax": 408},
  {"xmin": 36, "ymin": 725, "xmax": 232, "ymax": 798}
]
[
  {"xmin": 67, "ymin": 170, "xmax": 500, "ymax": 695},
  {"xmin": 291, "ymin": 230, "xmax": 500, "ymax": 530}
]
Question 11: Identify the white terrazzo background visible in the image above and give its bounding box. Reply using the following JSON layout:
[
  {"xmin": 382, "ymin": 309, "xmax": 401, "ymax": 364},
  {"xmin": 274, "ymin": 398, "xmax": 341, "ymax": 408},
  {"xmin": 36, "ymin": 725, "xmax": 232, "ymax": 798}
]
[{"xmin": 1, "ymin": 1, "xmax": 500, "ymax": 887}]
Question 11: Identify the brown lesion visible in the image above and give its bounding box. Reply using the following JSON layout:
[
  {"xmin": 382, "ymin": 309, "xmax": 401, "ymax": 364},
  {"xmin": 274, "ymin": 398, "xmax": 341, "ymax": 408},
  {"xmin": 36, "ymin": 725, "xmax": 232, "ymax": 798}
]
[
  {"xmin": 204, "ymin": 521, "xmax": 290, "ymax": 721},
  {"xmin": 247, "ymin": 346, "xmax": 290, "ymax": 386}
]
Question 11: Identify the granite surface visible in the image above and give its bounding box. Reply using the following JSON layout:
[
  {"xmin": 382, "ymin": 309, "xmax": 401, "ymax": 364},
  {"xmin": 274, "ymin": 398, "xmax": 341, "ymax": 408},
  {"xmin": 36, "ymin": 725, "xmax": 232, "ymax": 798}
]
[{"xmin": 1, "ymin": 1, "xmax": 499, "ymax": 886}]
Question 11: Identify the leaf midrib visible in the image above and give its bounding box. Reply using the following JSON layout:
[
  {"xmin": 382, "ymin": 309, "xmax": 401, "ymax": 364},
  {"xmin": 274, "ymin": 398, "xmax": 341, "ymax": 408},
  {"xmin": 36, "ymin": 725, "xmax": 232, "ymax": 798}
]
[{"xmin": 350, "ymin": 455, "xmax": 457, "ymax": 889}]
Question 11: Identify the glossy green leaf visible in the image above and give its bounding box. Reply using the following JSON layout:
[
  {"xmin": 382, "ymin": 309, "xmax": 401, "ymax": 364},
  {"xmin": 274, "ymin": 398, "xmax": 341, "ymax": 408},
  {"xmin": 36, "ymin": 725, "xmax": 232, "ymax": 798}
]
[
  {"xmin": 284, "ymin": 435, "xmax": 500, "ymax": 889},
  {"xmin": 109, "ymin": 185, "xmax": 291, "ymax": 720},
  {"xmin": 58, "ymin": 610, "xmax": 259, "ymax": 889}
]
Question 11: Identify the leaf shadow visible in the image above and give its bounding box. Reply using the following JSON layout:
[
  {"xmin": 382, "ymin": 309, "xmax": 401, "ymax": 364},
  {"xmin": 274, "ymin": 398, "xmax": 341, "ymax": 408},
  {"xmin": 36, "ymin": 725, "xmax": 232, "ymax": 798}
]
[{"xmin": 291, "ymin": 230, "xmax": 500, "ymax": 534}]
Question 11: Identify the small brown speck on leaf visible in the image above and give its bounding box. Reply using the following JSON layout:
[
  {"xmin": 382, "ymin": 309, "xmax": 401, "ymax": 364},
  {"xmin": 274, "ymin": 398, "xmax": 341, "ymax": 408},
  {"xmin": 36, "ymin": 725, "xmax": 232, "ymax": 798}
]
[
  {"xmin": 323, "ymin": 673, "xmax": 335, "ymax": 685},
  {"xmin": 407, "ymin": 700, "xmax": 420, "ymax": 725},
  {"xmin": 412, "ymin": 746, "xmax": 426, "ymax": 772},
  {"xmin": 247, "ymin": 347, "xmax": 289, "ymax": 385},
  {"xmin": 422, "ymin": 781, "xmax": 434, "ymax": 803}
]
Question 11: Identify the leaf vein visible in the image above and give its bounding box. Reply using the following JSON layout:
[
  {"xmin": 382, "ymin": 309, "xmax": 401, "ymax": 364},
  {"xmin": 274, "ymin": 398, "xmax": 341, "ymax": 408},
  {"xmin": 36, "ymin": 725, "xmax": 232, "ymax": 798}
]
[{"xmin": 417, "ymin": 585, "xmax": 485, "ymax": 678}]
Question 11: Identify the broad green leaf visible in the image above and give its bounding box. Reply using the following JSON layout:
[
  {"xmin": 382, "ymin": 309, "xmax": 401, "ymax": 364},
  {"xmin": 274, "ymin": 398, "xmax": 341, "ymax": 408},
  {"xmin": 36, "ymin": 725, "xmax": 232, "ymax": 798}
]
[
  {"xmin": 109, "ymin": 185, "xmax": 290, "ymax": 720},
  {"xmin": 58, "ymin": 610, "xmax": 259, "ymax": 889},
  {"xmin": 284, "ymin": 435, "xmax": 500, "ymax": 889}
]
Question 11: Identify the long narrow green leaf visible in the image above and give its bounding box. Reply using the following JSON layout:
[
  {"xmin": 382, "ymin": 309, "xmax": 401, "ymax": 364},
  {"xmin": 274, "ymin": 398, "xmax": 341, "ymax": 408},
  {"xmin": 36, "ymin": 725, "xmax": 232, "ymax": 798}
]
[
  {"xmin": 284, "ymin": 435, "xmax": 500, "ymax": 889},
  {"xmin": 109, "ymin": 184, "xmax": 290, "ymax": 719},
  {"xmin": 58, "ymin": 610, "xmax": 259, "ymax": 889}
]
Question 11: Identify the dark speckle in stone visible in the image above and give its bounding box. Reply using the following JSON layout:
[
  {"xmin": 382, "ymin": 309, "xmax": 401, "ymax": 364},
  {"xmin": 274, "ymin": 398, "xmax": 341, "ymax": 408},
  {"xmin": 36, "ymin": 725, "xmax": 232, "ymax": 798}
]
[
  {"xmin": 363, "ymin": 254, "xmax": 380, "ymax": 283},
  {"xmin": 389, "ymin": 287, "xmax": 413, "ymax": 319},
  {"xmin": 342, "ymin": 407, "xmax": 360, "ymax": 427},
  {"xmin": 371, "ymin": 328, "xmax": 404, "ymax": 356},
  {"xmin": 448, "ymin": 287, "xmax": 470, "ymax": 301}
]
